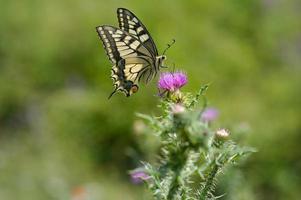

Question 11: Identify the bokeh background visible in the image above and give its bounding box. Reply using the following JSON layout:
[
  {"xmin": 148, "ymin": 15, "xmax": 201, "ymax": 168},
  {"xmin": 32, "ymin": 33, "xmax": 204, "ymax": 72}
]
[{"xmin": 1, "ymin": 0, "xmax": 300, "ymax": 199}]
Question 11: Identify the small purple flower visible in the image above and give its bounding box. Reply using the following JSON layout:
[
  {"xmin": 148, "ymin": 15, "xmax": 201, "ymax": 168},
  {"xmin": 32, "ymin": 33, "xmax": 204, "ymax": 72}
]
[
  {"xmin": 130, "ymin": 170, "xmax": 150, "ymax": 184},
  {"xmin": 158, "ymin": 71, "xmax": 187, "ymax": 92},
  {"xmin": 201, "ymin": 107, "xmax": 219, "ymax": 122}
]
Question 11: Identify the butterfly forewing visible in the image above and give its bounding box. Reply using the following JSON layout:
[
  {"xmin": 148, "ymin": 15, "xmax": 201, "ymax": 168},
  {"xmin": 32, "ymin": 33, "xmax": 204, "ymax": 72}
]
[
  {"xmin": 96, "ymin": 25, "xmax": 155, "ymax": 97},
  {"xmin": 96, "ymin": 8, "xmax": 163, "ymax": 97},
  {"xmin": 117, "ymin": 8, "xmax": 158, "ymax": 57}
]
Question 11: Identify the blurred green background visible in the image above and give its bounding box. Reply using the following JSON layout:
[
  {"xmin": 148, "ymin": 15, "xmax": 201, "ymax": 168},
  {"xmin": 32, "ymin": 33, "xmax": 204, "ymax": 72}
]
[{"xmin": 1, "ymin": 0, "xmax": 300, "ymax": 199}]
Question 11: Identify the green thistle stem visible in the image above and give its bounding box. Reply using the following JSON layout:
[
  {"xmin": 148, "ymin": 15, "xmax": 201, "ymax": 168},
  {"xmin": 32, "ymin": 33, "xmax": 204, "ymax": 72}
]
[
  {"xmin": 199, "ymin": 164, "xmax": 219, "ymax": 200},
  {"xmin": 166, "ymin": 167, "xmax": 181, "ymax": 199},
  {"xmin": 166, "ymin": 146, "xmax": 188, "ymax": 199}
]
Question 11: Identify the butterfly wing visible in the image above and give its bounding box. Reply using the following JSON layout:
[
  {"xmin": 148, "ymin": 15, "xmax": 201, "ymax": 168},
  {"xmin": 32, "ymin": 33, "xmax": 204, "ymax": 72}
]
[
  {"xmin": 96, "ymin": 25, "xmax": 156, "ymax": 97},
  {"xmin": 117, "ymin": 8, "xmax": 158, "ymax": 57}
]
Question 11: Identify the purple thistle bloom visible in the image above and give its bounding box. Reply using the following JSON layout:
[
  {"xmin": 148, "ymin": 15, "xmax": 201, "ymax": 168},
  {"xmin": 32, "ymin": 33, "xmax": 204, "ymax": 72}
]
[
  {"xmin": 130, "ymin": 170, "xmax": 150, "ymax": 184},
  {"xmin": 158, "ymin": 71, "xmax": 187, "ymax": 92},
  {"xmin": 201, "ymin": 107, "xmax": 219, "ymax": 122},
  {"xmin": 158, "ymin": 72, "xmax": 175, "ymax": 91},
  {"xmin": 173, "ymin": 72, "xmax": 188, "ymax": 88}
]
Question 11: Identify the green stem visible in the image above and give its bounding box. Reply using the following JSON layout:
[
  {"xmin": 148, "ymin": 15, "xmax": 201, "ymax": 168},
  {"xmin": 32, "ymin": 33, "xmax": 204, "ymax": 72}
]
[
  {"xmin": 199, "ymin": 164, "xmax": 219, "ymax": 200},
  {"xmin": 166, "ymin": 167, "xmax": 181, "ymax": 199},
  {"xmin": 166, "ymin": 148, "xmax": 188, "ymax": 200}
]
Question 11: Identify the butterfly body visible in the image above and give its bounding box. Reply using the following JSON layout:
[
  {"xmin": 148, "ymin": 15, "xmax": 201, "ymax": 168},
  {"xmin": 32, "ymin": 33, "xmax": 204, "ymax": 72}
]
[{"xmin": 96, "ymin": 8, "xmax": 166, "ymax": 97}]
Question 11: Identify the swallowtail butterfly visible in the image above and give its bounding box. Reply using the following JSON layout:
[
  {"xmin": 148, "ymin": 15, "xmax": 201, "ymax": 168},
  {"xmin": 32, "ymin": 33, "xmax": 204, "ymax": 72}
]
[{"xmin": 96, "ymin": 8, "xmax": 171, "ymax": 98}]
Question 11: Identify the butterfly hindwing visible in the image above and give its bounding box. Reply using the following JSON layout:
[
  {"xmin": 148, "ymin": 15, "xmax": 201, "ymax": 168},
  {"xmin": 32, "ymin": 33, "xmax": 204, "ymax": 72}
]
[
  {"xmin": 117, "ymin": 8, "xmax": 158, "ymax": 56},
  {"xmin": 109, "ymin": 57, "xmax": 153, "ymax": 97}
]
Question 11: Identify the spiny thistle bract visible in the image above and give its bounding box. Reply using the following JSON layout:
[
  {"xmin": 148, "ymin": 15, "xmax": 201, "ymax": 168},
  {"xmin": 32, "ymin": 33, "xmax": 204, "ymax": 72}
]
[{"xmin": 131, "ymin": 71, "xmax": 255, "ymax": 200}]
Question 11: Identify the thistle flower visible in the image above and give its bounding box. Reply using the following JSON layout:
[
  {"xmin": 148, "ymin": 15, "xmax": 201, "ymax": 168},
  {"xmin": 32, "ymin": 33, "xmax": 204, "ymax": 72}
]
[
  {"xmin": 134, "ymin": 81, "xmax": 253, "ymax": 199},
  {"xmin": 158, "ymin": 71, "xmax": 187, "ymax": 92},
  {"xmin": 130, "ymin": 170, "xmax": 150, "ymax": 184},
  {"xmin": 173, "ymin": 72, "xmax": 188, "ymax": 89},
  {"xmin": 201, "ymin": 107, "xmax": 219, "ymax": 122}
]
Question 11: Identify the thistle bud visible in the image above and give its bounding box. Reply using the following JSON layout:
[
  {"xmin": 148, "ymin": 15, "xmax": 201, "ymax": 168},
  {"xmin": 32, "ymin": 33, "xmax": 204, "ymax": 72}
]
[
  {"xmin": 171, "ymin": 104, "xmax": 186, "ymax": 115},
  {"xmin": 216, "ymin": 128, "xmax": 230, "ymax": 139}
]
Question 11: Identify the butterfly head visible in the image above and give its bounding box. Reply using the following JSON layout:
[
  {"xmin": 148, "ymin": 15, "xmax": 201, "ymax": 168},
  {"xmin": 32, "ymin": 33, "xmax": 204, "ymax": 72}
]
[{"xmin": 156, "ymin": 55, "xmax": 167, "ymax": 69}]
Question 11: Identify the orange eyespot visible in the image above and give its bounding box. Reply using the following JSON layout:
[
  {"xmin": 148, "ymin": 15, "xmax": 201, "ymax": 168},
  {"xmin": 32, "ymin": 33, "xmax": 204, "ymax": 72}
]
[{"xmin": 131, "ymin": 85, "xmax": 139, "ymax": 93}]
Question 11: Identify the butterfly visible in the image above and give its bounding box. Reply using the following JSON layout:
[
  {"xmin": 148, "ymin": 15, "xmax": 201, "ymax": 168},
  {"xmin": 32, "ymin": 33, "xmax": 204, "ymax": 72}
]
[{"xmin": 96, "ymin": 8, "xmax": 174, "ymax": 98}]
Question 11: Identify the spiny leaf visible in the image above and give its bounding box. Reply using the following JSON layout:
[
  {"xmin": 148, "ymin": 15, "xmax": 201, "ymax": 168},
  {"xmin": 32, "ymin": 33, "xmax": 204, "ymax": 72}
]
[{"xmin": 188, "ymin": 84, "xmax": 209, "ymax": 108}]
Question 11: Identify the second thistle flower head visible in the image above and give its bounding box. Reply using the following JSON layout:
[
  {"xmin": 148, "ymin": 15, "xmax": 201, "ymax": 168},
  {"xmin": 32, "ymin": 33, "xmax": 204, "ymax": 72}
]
[
  {"xmin": 201, "ymin": 107, "xmax": 219, "ymax": 122},
  {"xmin": 130, "ymin": 170, "xmax": 150, "ymax": 184},
  {"xmin": 158, "ymin": 71, "xmax": 187, "ymax": 92}
]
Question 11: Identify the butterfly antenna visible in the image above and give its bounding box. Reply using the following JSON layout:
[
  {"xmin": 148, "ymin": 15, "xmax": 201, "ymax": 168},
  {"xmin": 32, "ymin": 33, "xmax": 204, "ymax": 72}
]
[{"xmin": 162, "ymin": 39, "xmax": 176, "ymax": 55}]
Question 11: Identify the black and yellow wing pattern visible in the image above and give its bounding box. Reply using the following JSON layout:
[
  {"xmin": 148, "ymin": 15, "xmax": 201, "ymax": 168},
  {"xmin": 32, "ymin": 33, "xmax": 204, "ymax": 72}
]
[
  {"xmin": 96, "ymin": 8, "xmax": 165, "ymax": 98},
  {"xmin": 117, "ymin": 8, "xmax": 158, "ymax": 56}
]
